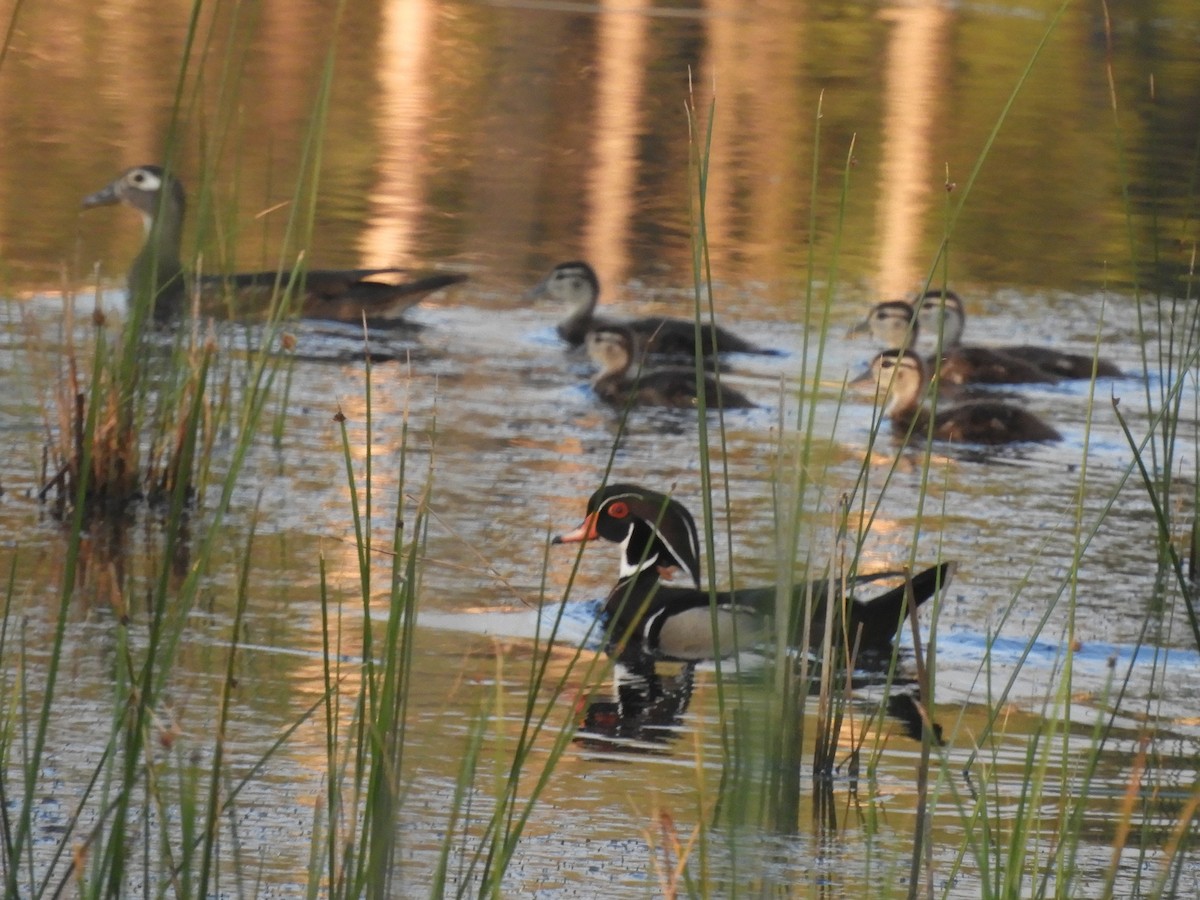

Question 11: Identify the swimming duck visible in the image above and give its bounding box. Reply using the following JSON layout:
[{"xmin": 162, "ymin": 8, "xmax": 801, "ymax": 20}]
[
  {"xmin": 83, "ymin": 165, "xmax": 467, "ymax": 322},
  {"xmin": 532, "ymin": 260, "xmax": 773, "ymax": 358},
  {"xmin": 554, "ymin": 482, "xmax": 954, "ymax": 663},
  {"xmin": 853, "ymin": 349, "xmax": 1062, "ymax": 444},
  {"xmin": 917, "ymin": 289, "xmax": 1121, "ymax": 381},
  {"xmin": 586, "ymin": 325, "xmax": 756, "ymax": 410},
  {"xmin": 849, "ymin": 297, "xmax": 1056, "ymax": 385}
]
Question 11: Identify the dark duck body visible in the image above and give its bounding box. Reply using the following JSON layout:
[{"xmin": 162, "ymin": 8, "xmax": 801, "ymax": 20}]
[
  {"xmin": 83, "ymin": 165, "xmax": 466, "ymax": 322},
  {"xmin": 915, "ymin": 289, "xmax": 1121, "ymax": 383},
  {"xmin": 532, "ymin": 260, "xmax": 774, "ymax": 358},
  {"xmin": 853, "ymin": 349, "xmax": 1062, "ymax": 445},
  {"xmin": 850, "ymin": 298, "xmax": 1056, "ymax": 385},
  {"xmin": 850, "ymin": 290, "xmax": 1120, "ymax": 384},
  {"xmin": 586, "ymin": 325, "xmax": 756, "ymax": 410},
  {"xmin": 554, "ymin": 483, "xmax": 954, "ymax": 663}
]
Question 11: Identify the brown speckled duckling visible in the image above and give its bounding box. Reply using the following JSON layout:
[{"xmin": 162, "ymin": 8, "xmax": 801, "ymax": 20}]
[
  {"xmin": 853, "ymin": 349, "xmax": 1062, "ymax": 444},
  {"xmin": 586, "ymin": 325, "xmax": 756, "ymax": 410},
  {"xmin": 532, "ymin": 260, "xmax": 773, "ymax": 358}
]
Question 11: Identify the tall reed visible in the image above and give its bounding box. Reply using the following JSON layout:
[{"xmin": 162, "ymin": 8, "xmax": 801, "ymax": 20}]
[{"xmin": 1, "ymin": 0, "xmax": 356, "ymax": 893}]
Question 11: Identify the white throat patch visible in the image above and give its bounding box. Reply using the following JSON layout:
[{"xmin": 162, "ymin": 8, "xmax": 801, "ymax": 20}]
[{"xmin": 617, "ymin": 524, "xmax": 658, "ymax": 580}]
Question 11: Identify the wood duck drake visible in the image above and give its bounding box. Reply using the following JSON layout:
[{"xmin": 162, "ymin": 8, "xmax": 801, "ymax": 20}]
[
  {"xmin": 853, "ymin": 349, "xmax": 1062, "ymax": 445},
  {"xmin": 553, "ymin": 483, "xmax": 954, "ymax": 663},
  {"xmin": 83, "ymin": 165, "xmax": 467, "ymax": 322},
  {"xmin": 586, "ymin": 325, "xmax": 756, "ymax": 410},
  {"xmin": 531, "ymin": 260, "xmax": 774, "ymax": 358},
  {"xmin": 917, "ymin": 289, "xmax": 1121, "ymax": 381}
]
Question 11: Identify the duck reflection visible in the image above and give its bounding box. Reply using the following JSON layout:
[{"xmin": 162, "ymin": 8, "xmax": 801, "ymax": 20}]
[
  {"xmin": 885, "ymin": 690, "xmax": 943, "ymax": 745},
  {"xmin": 575, "ymin": 658, "xmax": 696, "ymax": 755},
  {"xmin": 574, "ymin": 655, "xmax": 942, "ymax": 756}
]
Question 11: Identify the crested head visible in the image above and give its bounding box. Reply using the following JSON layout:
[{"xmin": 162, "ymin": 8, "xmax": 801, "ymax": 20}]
[{"xmin": 559, "ymin": 483, "xmax": 702, "ymax": 587}]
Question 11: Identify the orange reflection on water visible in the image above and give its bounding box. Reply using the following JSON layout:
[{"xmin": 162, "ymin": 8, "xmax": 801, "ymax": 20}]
[
  {"xmin": 585, "ymin": 0, "xmax": 649, "ymax": 288},
  {"xmin": 361, "ymin": 0, "xmax": 436, "ymax": 268},
  {"xmin": 875, "ymin": 2, "xmax": 952, "ymax": 297}
]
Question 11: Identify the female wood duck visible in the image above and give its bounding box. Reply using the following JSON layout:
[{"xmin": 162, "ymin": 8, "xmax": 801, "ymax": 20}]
[
  {"xmin": 553, "ymin": 483, "xmax": 954, "ymax": 663},
  {"xmin": 83, "ymin": 165, "xmax": 467, "ymax": 322},
  {"xmin": 586, "ymin": 325, "xmax": 756, "ymax": 410},
  {"xmin": 853, "ymin": 349, "xmax": 1062, "ymax": 444},
  {"xmin": 531, "ymin": 260, "xmax": 774, "ymax": 358},
  {"xmin": 916, "ymin": 289, "xmax": 1122, "ymax": 382}
]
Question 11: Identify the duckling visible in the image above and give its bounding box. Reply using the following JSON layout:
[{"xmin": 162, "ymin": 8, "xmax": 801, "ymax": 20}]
[
  {"xmin": 83, "ymin": 165, "xmax": 467, "ymax": 322},
  {"xmin": 852, "ymin": 349, "xmax": 1062, "ymax": 445},
  {"xmin": 586, "ymin": 325, "xmax": 756, "ymax": 410},
  {"xmin": 844, "ymin": 300, "xmax": 1051, "ymax": 391},
  {"xmin": 917, "ymin": 289, "xmax": 1121, "ymax": 381},
  {"xmin": 847, "ymin": 300, "xmax": 922, "ymax": 351},
  {"xmin": 531, "ymin": 260, "xmax": 773, "ymax": 358}
]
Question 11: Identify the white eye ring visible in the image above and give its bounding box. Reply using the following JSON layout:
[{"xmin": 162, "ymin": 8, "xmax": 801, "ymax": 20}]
[{"xmin": 129, "ymin": 169, "xmax": 162, "ymax": 191}]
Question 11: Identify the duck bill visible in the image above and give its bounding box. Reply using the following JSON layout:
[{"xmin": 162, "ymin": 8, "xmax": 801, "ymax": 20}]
[
  {"xmin": 848, "ymin": 367, "xmax": 876, "ymax": 390},
  {"xmin": 82, "ymin": 181, "xmax": 121, "ymax": 209},
  {"xmin": 524, "ymin": 276, "xmax": 550, "ymax": 301},
  {"xmin": 552, "ymin": 512, "xmax": 599, "ymax": 545},
  {"xmin": 845, "ymin": 317, "xmax": 871, "ymax": 339}
]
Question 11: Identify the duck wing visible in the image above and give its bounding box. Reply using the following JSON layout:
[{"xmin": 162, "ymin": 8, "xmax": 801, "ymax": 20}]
[
  {"xmin": 934, "ymin": 401, "xmax": 1061, "ymax": 444},
  {"xmin": 629, "ymin": 317, "xmax": 776, "ymax": 357},
  {"xmin": 1002, "ymin": 345, "xmax": 1121, "ymax": 379},
  {"xmin": 201, "ymin": 269, "xmax": 467, "ymax": 321}
]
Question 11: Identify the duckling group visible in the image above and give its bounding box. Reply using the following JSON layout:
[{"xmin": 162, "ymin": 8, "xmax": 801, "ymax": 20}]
[
  {"xmin": 849, "ymin": 288, "xmax": 1120, "ymax": 446},
  {"xmin": 529, "ymin": 260, "xmax": 769, "ymax": 411},
  {"xmin": 82, "ymin": 164, "xmax": 1122, "ymax": 667}
]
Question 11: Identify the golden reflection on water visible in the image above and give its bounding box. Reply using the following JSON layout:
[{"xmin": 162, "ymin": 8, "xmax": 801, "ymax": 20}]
[
  {"xmin": 875, "ymin": 2, "xmax": 952, "ymax": 297},
  {"xmin": 361, "ymin": 0, "xmax": 435, "ymax": 268},
  {"xmin": 0, "ymin": 0, "xmax": 1191, "ymax": 293},
  {"xmin": 585, "ymin": 0, "xmax": 647, "ymax": 286}
]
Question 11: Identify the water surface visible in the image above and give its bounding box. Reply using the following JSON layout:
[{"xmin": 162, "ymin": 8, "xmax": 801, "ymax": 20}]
[{"xmin": 1, "ymin": 0, "xmax": 1198, "ymax": 895}]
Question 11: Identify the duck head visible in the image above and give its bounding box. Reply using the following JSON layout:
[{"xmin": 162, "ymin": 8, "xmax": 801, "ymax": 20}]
[
  {"xmin": 850, "ymin": 348, "xmax": 927, "ymax": 414},
  {"xmin": 529, "ymin": 261, "xmax": 601, "ymax": 345},
  {"xmin": 585, "ymin": 325, "xmax": 635, "ymax": 378},
  {"xmin": 530, "ymin": 260, "xmax": 598, "ymax": 304},
  {"xmin": 847, "ymin": 300, "xmax": 918, "ymax": 350},
  {"xmin": 83, "ymin": 165, "xmax": 186, "ymax": 233},
  {"xmin": 554, "ymin": 483, "xmax": 701, "ymax": 587},
  {"xmin": 913, "ymin": 288, "xmax": 966, "ymax": 347}
]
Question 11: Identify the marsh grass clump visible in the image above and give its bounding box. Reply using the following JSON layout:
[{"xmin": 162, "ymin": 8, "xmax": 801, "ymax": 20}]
[{"xmin": 31, "ymin": 293, "xmax": 218, "ymax": 523}]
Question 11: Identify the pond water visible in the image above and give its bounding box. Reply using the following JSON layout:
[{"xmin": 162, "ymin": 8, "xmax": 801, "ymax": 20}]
[{"xmin": 2, "ymin": 0, "xmax": 1199, "ymax": 895}]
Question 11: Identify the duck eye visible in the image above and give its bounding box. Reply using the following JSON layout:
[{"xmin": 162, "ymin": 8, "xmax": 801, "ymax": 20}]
[
  {"xmin": 128, "ymin": 169, "xmax": 161, "ymax": 190},
  {"xmin": 607, "ymin": 501, "xmax": 630, "ymax": 519}
]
